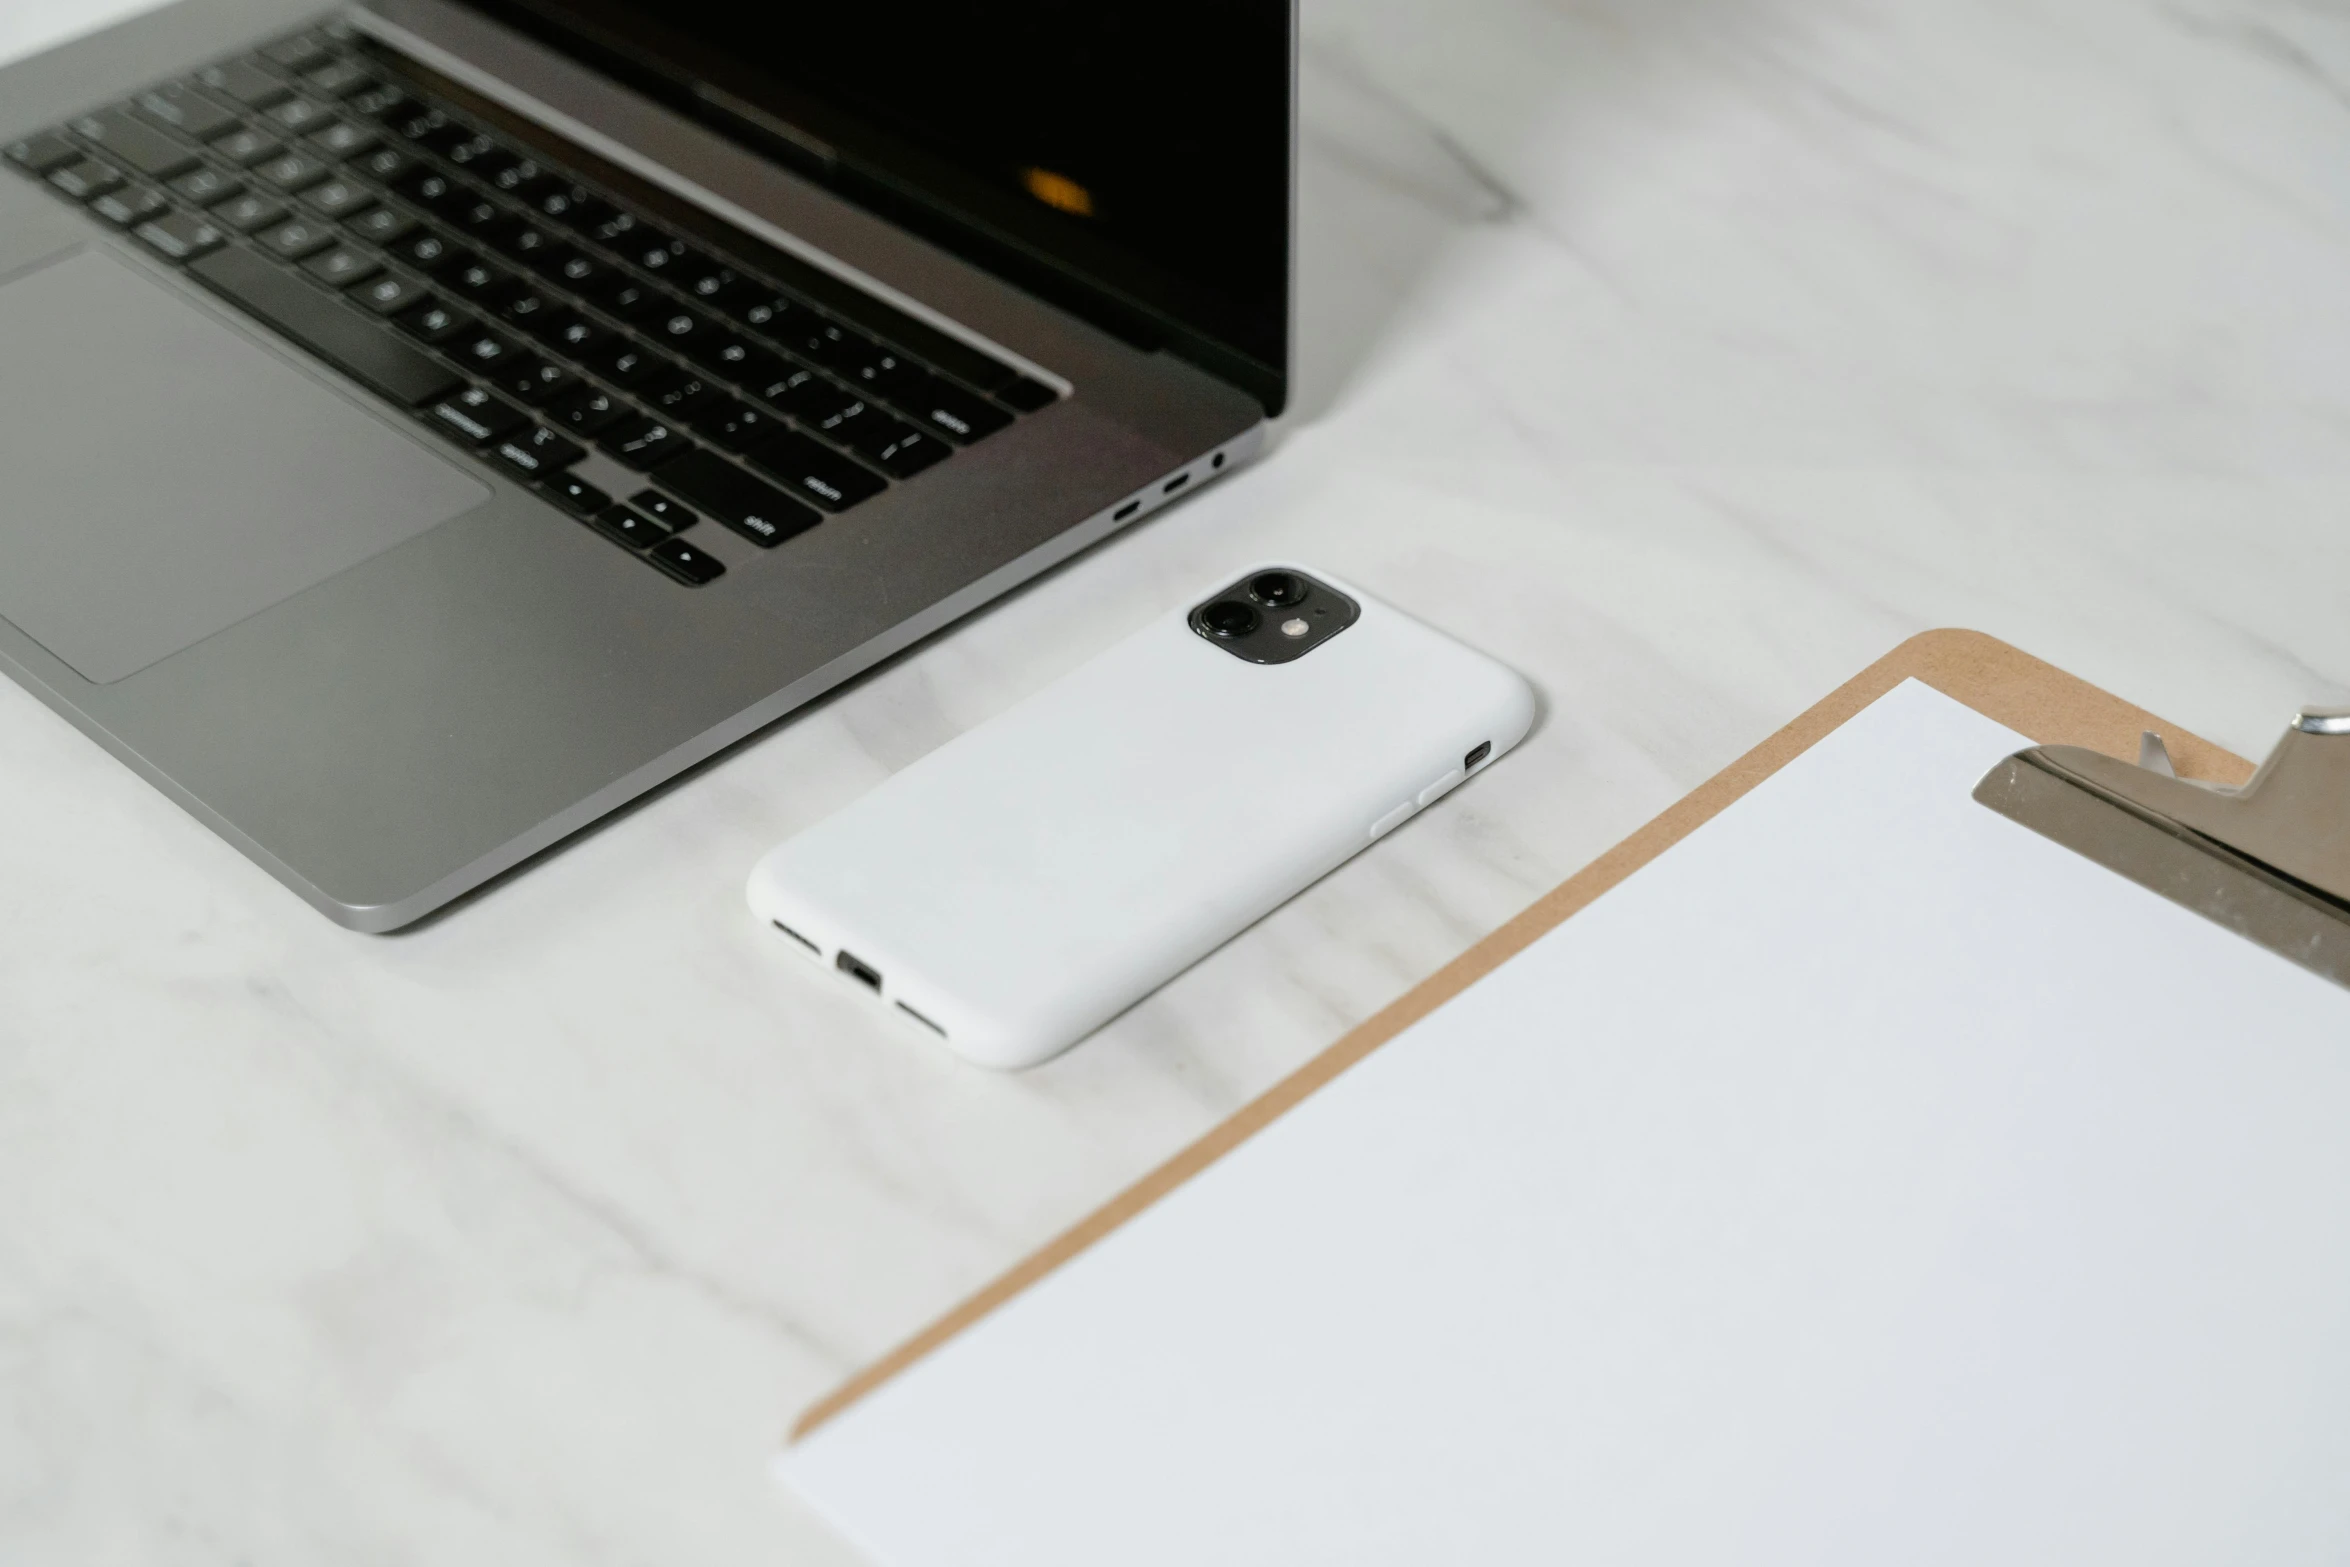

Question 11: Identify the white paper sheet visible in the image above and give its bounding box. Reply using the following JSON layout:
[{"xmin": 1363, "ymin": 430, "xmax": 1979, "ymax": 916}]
[{"xmin": 782, "ymin": 680, "xmax": 2350, "ymax": 1566}]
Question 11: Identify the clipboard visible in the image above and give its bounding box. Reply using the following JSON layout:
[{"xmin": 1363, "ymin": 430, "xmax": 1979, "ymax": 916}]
[{"xmin": 791, "ymin": 627, "xmax": 2264, "ymax": 1444}]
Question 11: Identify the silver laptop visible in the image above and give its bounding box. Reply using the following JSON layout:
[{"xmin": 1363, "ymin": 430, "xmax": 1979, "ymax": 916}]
[{"xmin": 0, "ymin": 0, "xmax": 1289, "ymax": 930}]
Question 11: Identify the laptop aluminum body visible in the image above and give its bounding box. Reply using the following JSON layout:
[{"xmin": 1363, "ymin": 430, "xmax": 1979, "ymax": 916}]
[{"xmin": 0, "ymin": 0, "xmax": 1283, "ymax": 930}]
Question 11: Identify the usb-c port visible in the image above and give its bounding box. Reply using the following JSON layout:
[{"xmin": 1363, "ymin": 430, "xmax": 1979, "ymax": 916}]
[
  {"xmin": 1114, "ymin": 499, "xmax": 1140, "ymax": 520},
  {"xmin": 1162, "ymin": 473, "xmax": 1189, "ymax": 494},
  {"xmin": 836, "ymin": 950, "xmax": 882, "ymax": 990},
  {"xmin": 1464, "ymin": 740, "xmax": 1492, "ymax": 770}
]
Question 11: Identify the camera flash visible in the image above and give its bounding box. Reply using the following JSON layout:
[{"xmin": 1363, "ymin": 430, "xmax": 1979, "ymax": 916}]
[{"xmin": 1280, "ymin": 617, "xmax": 1310, "ymax": 638}]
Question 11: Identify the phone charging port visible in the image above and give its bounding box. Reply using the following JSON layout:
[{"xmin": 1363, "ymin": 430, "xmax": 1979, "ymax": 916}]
[{"xmin": 836, "ymin": 950, "xmax": 883, "ymax": 991}]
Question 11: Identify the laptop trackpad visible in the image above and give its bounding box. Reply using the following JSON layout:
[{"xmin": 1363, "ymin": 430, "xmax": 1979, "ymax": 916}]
[{"xmin": 0, "ymin": 247, "xmax": 488, "ymax": 685}]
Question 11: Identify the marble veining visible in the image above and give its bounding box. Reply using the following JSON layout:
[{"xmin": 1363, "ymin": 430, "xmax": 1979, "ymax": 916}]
[{"xmin": 6, "ymin": 0, "xmax": 2350, "ymax": 1560}]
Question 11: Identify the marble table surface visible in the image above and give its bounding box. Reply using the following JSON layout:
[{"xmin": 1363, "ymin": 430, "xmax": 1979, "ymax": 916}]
[{"xmin": 6, "ymin": 0, "xmax": 2349, "ymax": 1560}]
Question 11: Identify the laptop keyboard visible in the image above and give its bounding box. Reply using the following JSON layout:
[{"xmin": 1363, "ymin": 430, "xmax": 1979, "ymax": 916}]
[{"xmin": 4, "ymin": 22, "xmax": 1059, "ymax": 587}]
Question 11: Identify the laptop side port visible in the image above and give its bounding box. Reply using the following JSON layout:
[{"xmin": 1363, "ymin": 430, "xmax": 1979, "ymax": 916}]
[{"xmin": 836, "ymin": 950, "xmax": 882, "ymax": 990}]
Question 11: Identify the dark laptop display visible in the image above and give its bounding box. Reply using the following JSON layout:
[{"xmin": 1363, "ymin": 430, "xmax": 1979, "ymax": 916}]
[{"xmin": 470, "ymin": 0, "xmax": 1295, "ymax": 412}]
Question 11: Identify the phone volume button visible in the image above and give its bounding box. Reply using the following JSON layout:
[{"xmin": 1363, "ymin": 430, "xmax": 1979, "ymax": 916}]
[{"xmin": 1369, "ymin": 801, "xmax": 1416, "ymax": 840}]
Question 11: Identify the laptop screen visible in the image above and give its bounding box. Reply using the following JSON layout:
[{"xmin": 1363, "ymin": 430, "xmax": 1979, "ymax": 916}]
[{"xmin": 455, "ymin": 0, "xmax": 1294, "ymax": 414}]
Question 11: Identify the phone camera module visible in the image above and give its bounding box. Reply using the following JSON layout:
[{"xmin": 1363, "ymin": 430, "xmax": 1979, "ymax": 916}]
[
  {"xmin": 1199, "ymin": 600, "xmax": 1260, "ymax": 639},
  {"xmin": 1247, "ymin": 571, "xmax": 1308, "ymax": 608}
]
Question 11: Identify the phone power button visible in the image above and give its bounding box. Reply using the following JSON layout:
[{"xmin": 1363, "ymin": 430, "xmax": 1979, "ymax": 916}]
[{"xmin": 1369, "ymin": 801, "xmax": 1415, "ymax": 840}]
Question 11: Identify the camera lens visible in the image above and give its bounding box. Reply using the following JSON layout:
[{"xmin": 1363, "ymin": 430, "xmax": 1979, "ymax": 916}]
[
  {"xmin": 1198, "ymin": 600, "xmax": 1260, "ymax": 639},
  {"xmin": 1248, "ymin": 571, "xmax": 1308, "ymax": 608}
]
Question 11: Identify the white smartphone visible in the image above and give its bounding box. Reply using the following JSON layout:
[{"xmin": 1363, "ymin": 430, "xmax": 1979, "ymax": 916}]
[{"xmin": 745, "ymin": 565, "xmax": 1535, "ymax": 1068}]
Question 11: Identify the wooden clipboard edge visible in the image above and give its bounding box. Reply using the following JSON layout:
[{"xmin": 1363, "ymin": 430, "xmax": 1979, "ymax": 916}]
[{"xmin": 789, "ymin": 628, "xmax": 2250, "ymax": 1442}]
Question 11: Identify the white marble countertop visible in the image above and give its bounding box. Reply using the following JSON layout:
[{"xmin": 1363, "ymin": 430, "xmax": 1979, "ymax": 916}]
[{"xmin": 5, "ymin": 0, "xmax": 2349, "ymax": 1560}]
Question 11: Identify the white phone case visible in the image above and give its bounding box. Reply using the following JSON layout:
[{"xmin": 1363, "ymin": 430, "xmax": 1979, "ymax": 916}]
[{"xmin": 745, "ymin": 565, "xmax": 1536, "ymax": 1068}]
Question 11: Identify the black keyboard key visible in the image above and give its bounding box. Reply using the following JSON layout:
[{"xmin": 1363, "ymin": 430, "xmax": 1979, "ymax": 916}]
[
  {"xmin": 592, "ymin": 339, "xmax": 663, "ymax": 386},
  {"xmin": 426, "ymin": 384, "xmax": 530, "ymax": 445},
  {"xmin": 445, "ymin": 254, "xmax": 518, "ymax": 305},
  {"xmin": 390, "ymin": 164, "xmax": 465, "ymax": 215},
  {"xmin": 837, "ymin": 409, "xmax": 932, "ymax": 471},
  {"xmin": 206, "ymin": 125, "xmax": 282, "ymax": 166},
  {"xmin": 498, "ymin": 224, "xmax": 567, "ymax": 268},
  {"xmin": 715, "ymin": 341, "xmax": 789, "ymax": 391},
  {"xmin": 449, "ymin": 196, "xmax": 520, "ymax": 246},
  {"xmin": 349, "ymin": 146, "xmax": 414, "ymax": 184},
  {"xmin": 258, "ymin": 215, "xmax": 336, "ymax": 259},
  {"xmin": 495, "ymin": 355, "xmax": 576, "ymax": 406},
  {"xmin": 304, "ymin": 245, "xmax": 381, "ymax": 287},
  {"xmin": 266, "ymin": 97, "xmax": 335, "ymax": 135},
  {"xmin": 380, "ymin": 102, "xmax": 446, "ymax": 141},
  {"xmin": 304, "ymin": 60, "xmax": 376, "ymax": 100},
  {"xmin": 847, "ymin": 349, "xmax": 931, "ymax": 404},
  {"xmin": 89, "ymin": 185, "xmax": 170, "ymax": 228},
  {"xmin": 443, "ymin": 136, "xmax": 517, "ymax": 184},
  {"xmin": 496, "ymin": 286, "xmax": 562, "ymax": 336},
  {"xmin": 7, "ymin": 132, "xmax": 81, "ymax": 172},
  {"xmin": 199, "ymin": 59, "xmax": 294, "ymax": 109},
  {"xmin": 539, "ymin": 472, "xmax": 611, "ymax": 516},
  {"xmin": 646, "ymin": 536, "xmax": 724, "ymax": 584},
  {"xmin": 301, "ymin": 174, "xmax": 374, "ymax": 218},
  {"xmin": 489, "ymin": 424, "xmax": 583, "ymax": 479},
  {"xmin": 688, "ymin": 397, "xmax": 777, "ymax": 453},
  {"xmin": 596, "ymin": 415, "xmax": 688, "ymax": 468},
  {"xmin": 580, "ymin": 206, "xmax": 638, "ymax": 248},
  {"xmin": 253, "ymin": 150, "xmax": 330, "ymax": 193},
  {"xmin": 70, "ymin": 109, "xmax": 200, "ymax": 180},
  {"xmin": 769, "ymin": 368, "xmax": 858, "ymax": 425},
  {"xmin": 349, "ymin": 270, "xmax": 431, "ymax": 316},
  {"xmin": 680, "ymin": 324, "xmax": 767, "ymax": 377},
  {"xmin": 745, "ymin": 428, "xmax": 887, "ymax": 511},
  {"xmin": 448, "ymin": 325, "xmax": 524, "ymax": 370},
  {"xmin": 909, "ymin": 378, "xmax": 1013, "ymax": 444},
  {"xmin": 168, "ymin": 165, "xmax": 240, "ymax": 205},
  {"xmin": 388, "ymin": 229, "xmax": 458, "ymax": 273},
  {"xmin": 345, "ymin": 204, "xmax": 418, "ymax": 246},
  {"xmin": 394, "ymin": 299, "xmax": 473, "ymax": 343},
  {"xmin": 261, "ymin": 34, "xmax": 332, "ymax": 72},
  {"xmin": 132, "ymin": 209, "xmax": 226, "ymax": 261},
  {"xmin": 539, "ymin": 185, "xmax": 614, "ymax": 231},
  {"xmin": 591, "ymin": 276, "xmax": 668, "ymax": 324},
  {"xmin": 780, "ymin": 317, "xmax": 881, "ymax": 372},
  {"xmin": 629, "ymin": 489, "xmax": 696, "ymax": 531},
  {"xmin": 545, "ymin": 384, "xmax": 627, "ymax": 435},
  {"xmin": 345, "ymin": 83, "xmax": 407, "ymax": 118},
  {"xmin": 307, "ymin": 120, "xmax": 380, "ymax": 159},
  {"xmin": 620, "ymin": 231, "xmax": 687, "ymax": 275},
  {"xmin": 209, "ymin": 190, "xmax": 287, "ymax": 232},
  {"xmin": 998, "ymin": 376, "xmax": 1056, "ymax": 412},
  {"xmin": 671, "ymin": 250, "xmax": 736, "ymax": 303},
  {"xmin": 48, "ymin": 158, "xmax": 125, "ymax": 201},
  {"xmin": 866, "ymin": 425, "xmax": 950, "ymax": 478},
  {"xmin": 539, "ymin": 312, "xmax": 605, "ymax": 358},
  {"xmin": 515, "ymin": 239, "xmax": 584, "ymax": 285},
  {"xmin": 187, "ymin": 245, "xmax": 460, "ymax": 405},
  {"xmin": 132, "ymin": 85, "xmax": 241, "ymax": 143},
  {"xmin": 646, "ymin": 370, "xmax": 718, "ymax": 421},
  {"xmin": 723, "ymin": 289, "xmax": 805, "ymax": 336},
  {"xmin": 658, "ymin": 448, "xmax": 818, "ymax": 546},
  {"xmin": 589, "ymin": 504, "xmax": 669, "ymax": 549}
]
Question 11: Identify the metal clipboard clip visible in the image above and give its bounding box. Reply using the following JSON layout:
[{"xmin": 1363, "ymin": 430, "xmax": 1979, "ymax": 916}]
[{"xmin": 1974, "ymin": 708, "xmax": 2350, "ymax": 990}]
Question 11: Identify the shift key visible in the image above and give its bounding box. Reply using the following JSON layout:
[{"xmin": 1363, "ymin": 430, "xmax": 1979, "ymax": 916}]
[
  {"xmin": 186, "ymin": 244, "xmax": 461, "ymax": 407},
  {"xmin": 655, "ymin": 448, "xmax": 818, "ymax": 547}
]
